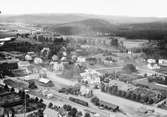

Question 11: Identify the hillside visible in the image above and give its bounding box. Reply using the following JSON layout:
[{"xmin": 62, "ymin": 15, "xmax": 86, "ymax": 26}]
[
  {"xmin": 114, "ymin": 22, "xmax": 167, "ymax": 40},
  {"xmin": 44, "ymin": 18, "xmax": 117, "ymax": 35},
  {"xmin": 0, "ymin": 13, "xmax": 167, "ymax": 25},
  {"xmin": 0, "ymin": 14, "xmax": 93, "ymax": 24},
  {"xmin": 1, "ymin": 14, "xmax": 167, "ymax": 40}
]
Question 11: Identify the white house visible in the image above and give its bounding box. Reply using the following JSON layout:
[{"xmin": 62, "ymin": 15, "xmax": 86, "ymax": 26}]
[
  {"xmin": 77, "ymin": 56, "xmax": 86, "ymax": 63},
  {"xmin": 60, "ymin": 57, "xmax": 67, "ymax": 62},
  {"xmin": 62, "ymin": 51, "xmax": 67, "ymax": 56},
  {"xmin": 147, "ymin": 59, "xmax": 156, "ymax": 64},
  {"xmin": 52, "ymin": 55, "xmax": 58, "ymax": 61},
  {"xmin": 147, "ymin": 63, "xmax": 160, "ymax": 69},
  {"xmin": 103, "ymin": 60, "xmax": 113, "ymax": 65},
  {"xmin": 128, "ymin": 51, "xmax": 132, "ymax": 55},
  {"xmin": 71, "ymin": 55, "xmax": 77, "ymax": 61},
  {"xmin": 34, "ymin": 57, "xmax": 43, "ymax": 64},
  {"xmin": 159, "ymin": 59, "xmax": 167, "ymax": 66},
  {"xmin": 39, "ymin": 78, "xmax": 51, "ymax": 84},
  {"xmin": 25, "ymin": 54, "xmax": 33, "ymax": 61},
  {"xmin": 50, "ymin": 62, "xmax": 64, "ymax": 71}
]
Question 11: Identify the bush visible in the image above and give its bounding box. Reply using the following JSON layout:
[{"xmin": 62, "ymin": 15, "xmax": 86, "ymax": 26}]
[
  {"xmin": 28, "ymin": 81, "xmax": 38, "ymax": 89},
  {"xmin": 10, "ymin": 87, "xmax": 15, "ymax": 92},
  {"xmin": 84, "ymin": 113, "xmax": 91, "ymax": 117},
  {"xmin": 91, "ymin": 96, "xmax": 100, "ymax": 105},
  {"xmin": 48, "ymin": 102, "xmax": 53, "ymax": 108},
  {"xmin": 63, "ymin": 104, "xmax": 72, "ymax": 111},
  {"xmin": 122, "ymin": 64, "xmax": 137, "ymax": 74}
]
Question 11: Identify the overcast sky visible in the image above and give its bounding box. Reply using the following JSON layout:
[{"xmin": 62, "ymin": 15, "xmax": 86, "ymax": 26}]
[{"xmin": 0, "ymin": 0, "xmax": 167, "ymax": 17}]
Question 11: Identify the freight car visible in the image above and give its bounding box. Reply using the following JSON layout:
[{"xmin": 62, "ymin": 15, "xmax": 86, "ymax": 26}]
[{"xmin": 69, "ymin": 97, "xmax": 89, "ymax": 107}]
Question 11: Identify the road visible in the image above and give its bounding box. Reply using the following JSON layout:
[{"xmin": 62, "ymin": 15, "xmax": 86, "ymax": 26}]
[{"xmin": 94, "ymin": 66, "xmax": 122, "ymax": 71}]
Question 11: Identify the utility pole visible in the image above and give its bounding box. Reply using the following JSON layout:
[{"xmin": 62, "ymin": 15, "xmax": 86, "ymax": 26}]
[{"xmin": 24, "ymin": 89, "xmax": 28, "ymax": 117}]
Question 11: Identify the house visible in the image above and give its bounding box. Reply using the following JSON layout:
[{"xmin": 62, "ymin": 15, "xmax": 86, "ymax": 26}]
[
  {"xmin": 52, "ymin": 55, "xmax": 58, "ymax": 61},
  {"xmin": 80, "ymin": 69, "xmax": 101, "ymax": 87},
  {"xmin": 50, "ymin": 62, "xmax": 64, "ymax": 71},
  {"xmin": 80, "ymin": 45, "xmax": 90, "ymax": 49},
  {"xmin": 25, "ymin": 54, "xmax": 33, "ymax": 61},
  {"xmin": 27, "ymin": 51, "xmax": 36, "ymax": 58},
  {"xmin": 17, "ymin": 61, "xmax": 30, "ymax": 69},
  {"xmin": 60, "ymin": 57, "xmax": 67, "ymax": 62},
  {"xmin": 147, "ymin": 63, "xmax": 160, "ymax": 69},
  {"xmin": 34, "ymin": 57, "xmax": 43, "ymax": 64},
  {"xmin": 77, "ymin": 56, "xmax": 86, "ymax": 63},
  {"xmin": 159, "ymin": 59, "xmax": 167, "ymax": 66},
  {"xmin": 86, "ymin": 57, "xmax": 97, "ymax": 65},
  {"xmin": 41, "ymin": 48, "xmax": 50, "ymax": 58},
  {"xmin": 80, "ymin": 85, "xmax": 92, "ymax": 97},
  {"xmin": 71, "ymin": 55, "xmax": 77, "ymax": 61},
  {"xmin": 128, "ymin": 51, "xmax": 132, "ymax": 54},
  {"xmin": 147, "ymin": 59, "xmax": 156, "ymax": 64},
  {"xmin": 38, "ymin": 78, "xmax": 53, "ymax": 87},
  {"xmin": 62, "ymin": 51, "xmax": 67, "ymax": 57},
  {"xmin": 103, "ymin": 60, "xmax": 113, "ymax": 65},
  {"xmin": 109, "ymin": 80, "xmax": 137, "ymax": 92}
]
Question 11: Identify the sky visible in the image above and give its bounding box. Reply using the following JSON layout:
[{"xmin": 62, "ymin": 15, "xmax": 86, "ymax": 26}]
[{"xmin": 0, "ymin": 0, "xmax": 167, "ymax": 17}]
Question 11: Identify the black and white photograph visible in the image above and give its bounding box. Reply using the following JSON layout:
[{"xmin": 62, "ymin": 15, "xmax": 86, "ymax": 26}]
[{"xmin": 0, "ymin": 0, "xmax": 167, "ymax": 117}]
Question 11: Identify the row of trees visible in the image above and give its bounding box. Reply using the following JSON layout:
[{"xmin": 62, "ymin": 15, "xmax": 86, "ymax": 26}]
[
  {"xmin": 101, "ymin": 83, "xmax": 157, "ymax": 105},
  {"xmin": 48, "ymin": 103, "xmax": 91, "ymax": 117}
]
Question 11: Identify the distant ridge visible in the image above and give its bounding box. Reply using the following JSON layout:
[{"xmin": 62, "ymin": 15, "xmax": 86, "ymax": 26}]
[
  {"xmin": 44, "ymin": 18, "xmax": 117, "ymax": 35},
  {"xmin": 0, "ymin": 13, "xmax": 167, "ymax": 24}
]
